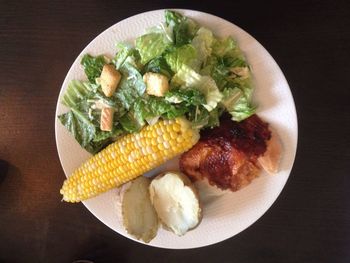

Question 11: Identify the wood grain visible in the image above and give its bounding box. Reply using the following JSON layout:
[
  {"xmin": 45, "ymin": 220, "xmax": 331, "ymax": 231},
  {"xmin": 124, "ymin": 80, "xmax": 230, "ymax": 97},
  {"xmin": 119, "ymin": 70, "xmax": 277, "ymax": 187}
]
[{"xmin": 0, "ymin": 0, "xmax": 349, "ymax": 262}]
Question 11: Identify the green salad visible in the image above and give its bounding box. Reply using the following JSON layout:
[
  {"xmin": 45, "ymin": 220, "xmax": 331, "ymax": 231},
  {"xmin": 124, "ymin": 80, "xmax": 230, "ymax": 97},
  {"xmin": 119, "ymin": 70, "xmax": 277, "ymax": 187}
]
[{"xmin": 58, "ymin": 10, "xmax": 255, "ymax": 154}]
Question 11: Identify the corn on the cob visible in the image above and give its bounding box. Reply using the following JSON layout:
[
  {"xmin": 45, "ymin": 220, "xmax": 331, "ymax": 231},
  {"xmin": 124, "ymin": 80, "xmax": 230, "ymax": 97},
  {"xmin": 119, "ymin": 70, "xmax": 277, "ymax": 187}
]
[{"xmin": 60, "ymin": 118, "xmax": 199, "ymax": 202}]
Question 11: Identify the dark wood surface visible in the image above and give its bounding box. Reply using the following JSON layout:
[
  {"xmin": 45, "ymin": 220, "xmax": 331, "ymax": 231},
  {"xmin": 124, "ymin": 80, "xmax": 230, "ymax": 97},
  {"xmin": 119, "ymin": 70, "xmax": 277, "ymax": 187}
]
[{"xmin": 1, "ymin": 1, "xmax": 349, "ymax": 262}]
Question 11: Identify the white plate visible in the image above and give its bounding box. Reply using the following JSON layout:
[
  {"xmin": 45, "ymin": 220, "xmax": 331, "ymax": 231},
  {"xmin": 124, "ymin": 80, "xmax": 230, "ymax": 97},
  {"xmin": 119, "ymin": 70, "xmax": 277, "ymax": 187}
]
[{"xmin": 55, "ymin": 9, "xmax": 298, "ymax": 249}]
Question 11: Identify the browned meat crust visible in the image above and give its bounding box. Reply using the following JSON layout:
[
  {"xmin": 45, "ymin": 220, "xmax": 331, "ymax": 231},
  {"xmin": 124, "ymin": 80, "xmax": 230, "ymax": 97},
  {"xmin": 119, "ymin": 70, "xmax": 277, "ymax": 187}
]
[{"xmin": 179, "ymin": 114, "xmax": 271, "ymax": 191}]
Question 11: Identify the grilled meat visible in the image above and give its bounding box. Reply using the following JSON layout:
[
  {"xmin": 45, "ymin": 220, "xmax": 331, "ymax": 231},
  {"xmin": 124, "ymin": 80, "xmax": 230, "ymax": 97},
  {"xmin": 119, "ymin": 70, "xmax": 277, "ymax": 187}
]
[{"xmin": 179, "ymin": 114, "xmax": 276, "ymax": 191}]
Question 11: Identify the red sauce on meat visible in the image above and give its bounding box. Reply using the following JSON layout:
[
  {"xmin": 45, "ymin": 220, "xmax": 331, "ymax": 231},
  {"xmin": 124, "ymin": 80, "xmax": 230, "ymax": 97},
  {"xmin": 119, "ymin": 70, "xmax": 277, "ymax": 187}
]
[
  {"xmin": 179, "ymin": 114, "xmax": 271, "ymax": 191},
  {"xmin": 200, "ymin": 113, "xmax": 271, "ymax": 157}
]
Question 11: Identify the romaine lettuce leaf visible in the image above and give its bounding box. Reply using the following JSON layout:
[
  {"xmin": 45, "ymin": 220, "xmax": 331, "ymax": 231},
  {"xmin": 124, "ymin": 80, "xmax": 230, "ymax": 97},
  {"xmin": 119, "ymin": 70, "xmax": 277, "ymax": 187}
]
[
  {"xmin": 165, "ymin": 10, "xmax": 184, "ymax": 27},
  {"xmin": 146, "ymin": 23, "xmax": 173, "ymax": 43},
  {"xmin": 212, "ymin": 37, "xmax": 236, "ymax": 57},
  {"xmin": 114, "ymin": 62, "xmax": 146, "ymax": 110},
  {"xmin": 172, "ymin": 65, "xmax": 223, "ymax": 111},
  {"xmin": 93, "ymin": 127, "xmax": 124, "ymax": 142},
  {"xmin": 143, "ymin": 56, "xmax": 173, "ymax": 79},
  {"xmin": 191, "ymin": 27, "xmax": 214, "ymax": 68},
  {"xmin": 81, "ymin": 54, "xmax": 106, "ymax": 83},
  {"xmin": 114, "ymin": 43, "xmax": 134, "ymax": 69},
  {"xmin": 187, "ymin": 105, "xmax": 209, "ymax": 129},
  {"xmin": 221, "ymin": 88, "xmax": 255, "ymax": 121},
  {"xmin": 207, "ymin": 108, "xmax": 220, "ymax": 128},
  {"xmin": 165, "ymin": 44, "xmax": 197, "ymax": 72},
  {"xmin": 165, "ymin": 10, "xmax": 199, "ymax": 46},
  {"xmin": 119, "ymin": 111, "xmax": 143, "ymax": 133},
  {"xmin": 136, "ymin": 33, "xmax": 171, "ymax": 64},
  {"xmin": 58, "ymin": 109, "xmax": 102, "ymax": 154},
  {"xmin": 201, "ymin": 56, "xmax": 230, "ymax": 90},
  {"xmin": 134, "ymin": 96, "xmax": 187, "ymax": 125},
  {"xmin": 165, "ymin": 88, "xmax": 205, "ymax": 106},
  {"xmin": 61, "ymin": 80, "xmax": 96, "ymax": 108}
]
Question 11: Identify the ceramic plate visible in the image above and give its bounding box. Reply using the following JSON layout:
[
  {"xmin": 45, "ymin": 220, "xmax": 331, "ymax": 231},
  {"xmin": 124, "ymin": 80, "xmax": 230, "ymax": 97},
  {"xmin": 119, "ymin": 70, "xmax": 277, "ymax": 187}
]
[{"xmin": 55, "ymin": 9, "xmax": 298, "ymax": 249}]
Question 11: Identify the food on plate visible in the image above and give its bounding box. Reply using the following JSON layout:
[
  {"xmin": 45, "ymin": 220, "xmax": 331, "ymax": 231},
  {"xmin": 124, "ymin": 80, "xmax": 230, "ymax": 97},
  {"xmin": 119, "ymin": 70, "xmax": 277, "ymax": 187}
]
[
  {"xmin": 59, "ymin": 9, "xmax": 258, "ymax": 201},
  {"xmin": 122, "ymin": 176, "xmax": 158, "ymax": 243},
  {"xmin": 58, "ymin": 10, "xmax": 256, "ymax": 155},
  {"xmin": 100, "ymin": 107, "xmax": 115, "ymax": 131},
  {"xmin": 100, "ymin": 64, "xmax": 122, "ymax": 97},
  {"xmin": 149, "ymin": 172, "xmax": 201, "ymax": 236},
  {"xmin": 57, "ymin": 10, "xmax": 283, "ymax": 242},
  {"xmin": 60, "ymin": 118, "xmax": 199, "ymax": 202},
  {"xmin": 180, "ymin": 113, "xmax": 281, "ymax": 191},
  {"xmin": 143, "ymin": 72, "xmax": 169, "ymax": 97},
  {"xmin": 257, "ymin": 128, "xmax": 282, "ymax": 175}
]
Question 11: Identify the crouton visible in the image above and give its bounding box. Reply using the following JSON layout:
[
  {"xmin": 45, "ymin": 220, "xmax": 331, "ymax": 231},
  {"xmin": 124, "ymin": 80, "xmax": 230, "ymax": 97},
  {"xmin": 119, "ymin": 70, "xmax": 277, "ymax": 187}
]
[
  {"xmin": 100, "ymin": 64, "xmax": 121, "ymax": 97},
  {"xmin": 100, "ymin": 107, "xmax": 114, "ymax": 131},
  {"xmin": 143, "ymin": 72, "xmax": 169, "ymax": 97}
]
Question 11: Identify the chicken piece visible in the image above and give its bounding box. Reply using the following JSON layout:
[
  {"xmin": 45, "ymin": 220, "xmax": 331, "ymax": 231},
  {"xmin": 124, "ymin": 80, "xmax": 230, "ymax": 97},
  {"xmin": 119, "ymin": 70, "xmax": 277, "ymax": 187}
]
[
  {"xmin": 258, "ymin": 128, "xmax": 282, "ymax": 174},
  {"xmin": 180, "ymin": 114, "xmax": 275, "ymax": 191}
]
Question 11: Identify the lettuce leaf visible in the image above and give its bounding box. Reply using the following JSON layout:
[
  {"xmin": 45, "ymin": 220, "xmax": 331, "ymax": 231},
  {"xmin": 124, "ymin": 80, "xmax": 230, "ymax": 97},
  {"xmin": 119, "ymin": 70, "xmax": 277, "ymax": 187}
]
[
  {"xmin": 212, "ymin": 37, "xmax": 236, "ymax": 57},
  {"xmin": 165, "ymin": 10, "xmax": 184, "ymax": 27},
  {"xmin": 59, "ymin": 108, "xmax": 95, "ymax": 146},
  {"xmin": 136, "ymin": 33, "xmax": 171, "ymax": 64},
  {"xmin": 165, "ymin": 88, "xmax": 205, "ymax": 106},
  {"xmin": 187, "ymin": 105, "xmax": 210, "ymax": 129},
  {"xmin": 191, "ymin": 27, "xmax": 214, "ymax": 69},
  {"xmin": 58, "ymin": 109, "xmax": 102, "ymax": 154},
  {"xmin": 143, "ymin": 56, "xmax": 173, "ymax": 79},
  {"xmin": 146, "ymin": 23, "xmax": 173, "ymax": 43},
  {"xmin": 119, "ymin": 111, "xmax": 143, "ymax": 133},
  {"xmin": 114, "ymin": 62, "xmax": 146, "ymax": 110},
  {"xmin": 165, "ymin": 10, "xmax": 199, "ymax": 46},
  {"xmin": 61, "ymin": 80, "xmax": 97, "ymax": 108},
  {"xmin": 172, "ymin": 65, "xmax": 223, "ymax": 111},
  {"xmin": 198, "ymin": 76, "xmax": 223, "ymax": 111},
  {"xmin": 165, "ymin": 44, "xmax": 197, "ymax": 72},
  {"xmin": 58, "ymin": 108, "xmax": 125, "ymax": 154},
  {"xmin": 134, "ymin": 96, "xmax": 187, "ymax": 125},
  {"xmin": 81, "ymin": 54, "xmax": 107, "ymax": 83},
  {"xmin": 114, "ymin": 43, "xmax": 134, "ymax": 69},
  {"xmin": 207, "ymin": 108, "xmax": 220, "ymax": 128},
  {"xmin": 221, "ymin": 88, "xmax": 255, "ymax": 121}
]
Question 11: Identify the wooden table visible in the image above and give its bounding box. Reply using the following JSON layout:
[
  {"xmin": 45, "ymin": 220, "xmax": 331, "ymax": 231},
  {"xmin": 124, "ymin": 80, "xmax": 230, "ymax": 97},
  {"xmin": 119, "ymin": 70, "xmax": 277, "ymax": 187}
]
[{"xmin": 1, "ymin": 1, "xmax": 349, "ymax": 262}]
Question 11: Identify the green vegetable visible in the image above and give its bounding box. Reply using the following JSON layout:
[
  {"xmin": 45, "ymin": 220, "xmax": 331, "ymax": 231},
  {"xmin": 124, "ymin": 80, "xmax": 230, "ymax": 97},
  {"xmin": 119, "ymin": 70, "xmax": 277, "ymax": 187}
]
[
  {"xmin": 114, "ymin": 62, "xmax": 146, "ymax": 110},
  {"xmin": 172, "ymin": 65, "xmax": 223, "ymax": 111},
  {"xmin": 81, "ymin": 54, "xmax": 106, "ymax": 83},
  {"xmin": 191, "ymin": 27, "xmax": 214, "ymax": 68},
  {"xmin": 187, "ymin": 105, "xmax": 209, "ymax": 129},
  {"xmin": 58, "ymin": 109, "xmax": 108, "ymax": 154},
  {"xmin": 134, "ymin": 96, "xmax": 186, "ymax": 125},
  {"xmin": 165, "ymin": 10, "xmax": 199, "ymax": 46},
  {"xmin": 207, "ymin": 108, "xmax": 220, "ymax": 128},
  {"xmin": 143, "ymin": 56, "xmax": 173, "ymax": 79},
  {"xmin": 212, "ymin": 37, "xmax": 236, "ymax": 57},
  {"xmin": 165, "ymin": 44, "xmax": 197, "ymax": 72},
  {"xmin": 165, "ymin": 10, "xmax": 184, "ymax": 27},
  {"xmin": 114, "ymin": 43, "xmax": 135, "ymax": 69},
  {"xmin": 165, "ymin": 88, "xmax": 205, "ymax": 106},
  {"xmin": 119, "ymin": 112, "xmax": 143, "ymax": 133},
  {"xmin": 221, "ymin": 88, "xmax": 255, "ymax": 121},
  {"xmin": 93, "ymin": 128, "xmax": 124, "ymax": 142},
  {"xmin": 59, "ymin": 10, "xmax": 257, "ymax": 154},
  {"xmin": 136, "ymin": 33, "xmax": 171, "ymax": 64},
  {"xmin": 61, "ymin": 80, "xmax": 96, "ymax": 108}
]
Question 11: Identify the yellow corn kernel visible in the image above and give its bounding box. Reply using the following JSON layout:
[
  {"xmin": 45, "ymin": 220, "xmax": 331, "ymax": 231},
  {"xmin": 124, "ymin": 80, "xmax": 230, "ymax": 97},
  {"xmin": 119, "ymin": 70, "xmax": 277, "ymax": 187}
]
[{"xmin": 60, "ymin": 117, "xmax": 199, "ymax": 202}]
